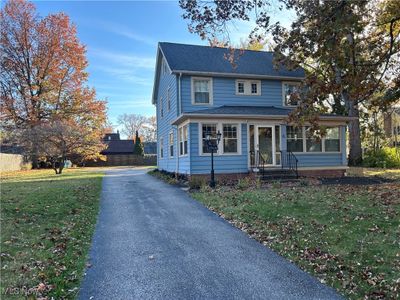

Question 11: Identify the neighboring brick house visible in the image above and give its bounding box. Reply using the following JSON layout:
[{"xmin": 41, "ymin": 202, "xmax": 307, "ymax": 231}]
[{"xmin": 383, "ymin": 106, "xmax": 400, "ymax": 147}]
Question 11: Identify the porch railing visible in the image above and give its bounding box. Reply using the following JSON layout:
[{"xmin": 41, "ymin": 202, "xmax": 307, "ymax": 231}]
[{"xmin": 280, "ymin": 150, "xmax": 299, "ymax": 178}]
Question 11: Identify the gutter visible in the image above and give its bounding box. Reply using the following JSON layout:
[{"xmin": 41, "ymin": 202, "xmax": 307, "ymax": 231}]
[
  {"xmin": 171, "ymin": 70, "xmax": 305, "ymax": 81},
  {"xmin": 171, "ymin": 113, "xmax": 356, "ymax": 126}
]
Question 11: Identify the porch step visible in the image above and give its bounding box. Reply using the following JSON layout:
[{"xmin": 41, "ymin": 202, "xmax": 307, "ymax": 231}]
[{"xmin": 256, "ymin": 169, "xmax": 298, "ymax": 181}]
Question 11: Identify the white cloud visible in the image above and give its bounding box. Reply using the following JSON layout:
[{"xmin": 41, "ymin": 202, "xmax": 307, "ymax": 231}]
[
  {"xmin": 90, "ymin": 20, "xmax": 156, "ymax": 46},
  {"xmin": 89, "ymin": 48, "xmax": 155, "ymax": 70}
]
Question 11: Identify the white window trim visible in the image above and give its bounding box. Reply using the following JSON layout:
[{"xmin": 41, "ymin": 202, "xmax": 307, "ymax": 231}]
[
  {"xmin": 191, "ymin": 77, "xmax": 213, "ymax": 105},
  {"xmin": 235, "ymin": 79, "xmax": 261, "ymax": 96},
  {"xmin": 198, "ymin": 122, "xmax": 242, "ymax": 156},
  {"xmin": 178, "ymin": 124, "xmax": 188, "ymax": 157},
  {"xmin": 169, "ymin": 131, "xmax": 174, "ymax": 157},
  {"xmin": 287, "ymin": 126, "xmax": 341, "ymax": 154},
  {"xmin": 282, "ymin": 81, "xmax": 301, "ymax": 107}
]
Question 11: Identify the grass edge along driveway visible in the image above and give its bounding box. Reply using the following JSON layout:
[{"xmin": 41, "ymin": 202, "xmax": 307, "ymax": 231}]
[{"xmin": 1, "ymin": 168, "xmax": 104, "ymax": 299}]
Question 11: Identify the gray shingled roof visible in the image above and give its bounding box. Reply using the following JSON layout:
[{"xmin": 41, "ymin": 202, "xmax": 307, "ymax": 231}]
[
  {"xmin": 185, "ymin": 106, "xmax": 294, "ymax": 116},
  {"xmin": 159, "ymin": 42, "xmax": 305, "ymax": 78},
  {"xmin": 102, "ymin": 140, "xmax": 134, "ymax": 155}
]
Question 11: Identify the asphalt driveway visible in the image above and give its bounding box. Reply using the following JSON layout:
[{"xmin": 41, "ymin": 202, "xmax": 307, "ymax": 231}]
[{"xmin": 78, "ymin": 167, "xmax": 342, "ymax": 300}]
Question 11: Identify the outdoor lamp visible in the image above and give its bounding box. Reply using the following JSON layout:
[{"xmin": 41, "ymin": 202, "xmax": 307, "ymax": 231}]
[{"xmin": 207, "ymin": 130, "xmax": 222, "ymax": 188}]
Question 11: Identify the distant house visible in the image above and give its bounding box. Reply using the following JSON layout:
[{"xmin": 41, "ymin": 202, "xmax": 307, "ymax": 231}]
[
  {"xmin": 152, "ymin": 42, "xmax": 352, "ymax": 178},
  {"xmin": 87, "ymin": 132, "xmax": 156, "ymax": 166}
]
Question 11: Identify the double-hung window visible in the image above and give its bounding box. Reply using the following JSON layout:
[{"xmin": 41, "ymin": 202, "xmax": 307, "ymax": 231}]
[
  {"xmin": 192, "ymin": 78, "xmax": 212, "ymax": 104},
  {"xmin": 201, "ymin": 124, "xmax": 217, "ymax": 154},
  {"xmin": 324, "ymin": 127, "xmax": 340, "ymax": 152},
  {"xmin": 237, "ymin": 81, "xmax": 245, "ymax": 94},
  {"xmin": 223, "ymin": 124, "xmax": 238, "ymax": 153},
  {"xmin": 251, "ymin": 82, "xmax": 258, "ymax": 94},
  {"xmin": 305, "ymin": 127, "xmax": 322, "ymax": 152},
  {"xmin": 179, "ymin": 125, "xmax": 188, "ymax": 156},
  {"xmin": 287, "ymin": 126, "xmax": 304, "ymax": 152},
  {"xmin": 167, "ymin": 87, "xmax": 171, "ymax": 111},
  {"xmin": 283, "ymin": 82, "xmax": 300, "ymax": 106},
  {"xmin": 169, "ymin": 132, "xmax": 174, "ymax": 157},
  {"xmin": 160, "ymin": 137, "xmax": 164, "ymax": 158}
]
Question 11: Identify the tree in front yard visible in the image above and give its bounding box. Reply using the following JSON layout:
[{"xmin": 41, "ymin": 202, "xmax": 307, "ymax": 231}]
[
  {"xmin": 180, "ymin": 0, "xmax": 400, "ymax": 165},
  {"xmin": 133, "ymin": 130, "xmax": 144, "ymax": 156},
  {"xmin": 0, "ymin": 0, "xmax": 107, "ymax": 168}
]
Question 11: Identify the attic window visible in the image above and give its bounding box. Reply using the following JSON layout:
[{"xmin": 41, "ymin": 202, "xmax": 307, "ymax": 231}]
[{"xmin": 235, "ymin": 80, "xmax": 261, "ymax": 95}]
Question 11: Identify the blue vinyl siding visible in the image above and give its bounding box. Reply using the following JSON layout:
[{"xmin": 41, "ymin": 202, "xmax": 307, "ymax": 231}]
[
  {"xmin": 181, "ymin": 76, "xmax": 285, "ymax": 112},
  {"xmin": 156, "ymin": 57, "xmax": 178, "ymax": 173},
  {"xmin": 295, "ymin": 153, "xmax": 344, "ymax": 167},
  {"xmin": 189, "ymin": 123, "xmax": 248, "ymax": 174}
]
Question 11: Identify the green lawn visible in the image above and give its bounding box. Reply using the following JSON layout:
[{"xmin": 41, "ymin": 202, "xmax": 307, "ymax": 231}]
[
  {"xmin": 192, "ymin": 180, "xmax": 400, "ymax": 299},
  {"xmin": 1, "ymin": 168, "xmax": 104, "ymax": 299}
]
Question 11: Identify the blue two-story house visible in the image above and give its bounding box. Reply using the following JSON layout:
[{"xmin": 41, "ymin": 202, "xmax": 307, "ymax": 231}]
[{"xmin": 152, "ymin": 42, "xmax": 350, "ymax": 178}]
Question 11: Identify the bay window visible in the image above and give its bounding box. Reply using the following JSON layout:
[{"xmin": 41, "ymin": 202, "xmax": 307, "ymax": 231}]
[{"xmin": 179, "ymin": 125, "xmax": 188, "ymax": 156}]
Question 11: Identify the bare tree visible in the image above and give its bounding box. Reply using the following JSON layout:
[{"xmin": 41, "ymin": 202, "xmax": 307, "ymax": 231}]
[
  {"xmin": 117, "ymin": 113, "xmax": 148, "ymax": 139},
  {"xmin": 141, "ymin": 116, "xmax": 157, "ymax": 142}
]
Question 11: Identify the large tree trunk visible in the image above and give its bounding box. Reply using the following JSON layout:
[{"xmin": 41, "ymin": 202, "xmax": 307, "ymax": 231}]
[{"xmin": 346, "ymin": 98, "xmax": 363, "ymax": 166}]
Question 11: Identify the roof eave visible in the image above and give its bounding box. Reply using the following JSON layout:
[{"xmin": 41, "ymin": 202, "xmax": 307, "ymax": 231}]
[
  {"xmin": 171, "ymin": 113, "xmax": 355, "ymax": 125},
  {"xmin": 170, "ymin": 70, "xmax": 305, "ymax": 81}
]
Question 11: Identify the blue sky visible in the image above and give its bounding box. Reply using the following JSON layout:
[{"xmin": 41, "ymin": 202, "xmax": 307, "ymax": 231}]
[{"xmin": 32, "ymin": 1, "xmax": 293, "ymax": 130}]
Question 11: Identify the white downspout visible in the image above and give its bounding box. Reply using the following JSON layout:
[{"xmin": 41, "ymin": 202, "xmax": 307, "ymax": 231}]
[{"xmin": 176, "ymin": 73, "xmax": 182, "ymax": 175}]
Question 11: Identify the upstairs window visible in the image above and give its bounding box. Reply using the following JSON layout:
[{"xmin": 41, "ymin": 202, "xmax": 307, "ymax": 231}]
[
  {"xmin": 192, "ymin": 77, "xmax": 212, "ymax": 104},
  {"xmin": 251, "ymin": 82, "xmax": 258, "ymax": 94},
  {"xmin": 236, "ymin": 80, "xmax": 261, "ymax": 95},
  {"xmin": 179, "ymin": 125, "xmax": 188, "ymax": 156},
  {"xmin": 237, "ymin": 81, "xmax": 245, "ymax": 94},
  {"xmin": 167, "ymin": 87, "xmax": 171, "ymax": 111},
  {"xmin": 283, "ymin": 82, "xmax": 301, "ymax": 106}
]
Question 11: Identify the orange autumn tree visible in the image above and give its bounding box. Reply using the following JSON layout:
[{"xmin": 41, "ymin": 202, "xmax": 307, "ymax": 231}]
[{"xmin": 0, "ymin": 0, "xmax": 107, "ymax": 169}]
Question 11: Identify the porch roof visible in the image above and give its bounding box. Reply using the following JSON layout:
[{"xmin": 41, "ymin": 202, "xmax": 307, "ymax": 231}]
[{"xmin": 171, "ymin": 105, "xmax": 353, "ymax": 125}]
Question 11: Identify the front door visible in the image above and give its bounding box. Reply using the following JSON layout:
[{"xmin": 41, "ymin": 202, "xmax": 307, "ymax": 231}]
[{"xmin": 257, "ymin": 126, "xmax": 275, "ymax": 166}]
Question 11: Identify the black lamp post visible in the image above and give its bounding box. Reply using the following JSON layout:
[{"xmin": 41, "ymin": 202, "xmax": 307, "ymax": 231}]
[{"xmin": 206, "ymin": 130, "xmax": 222, "ymax": 188}]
